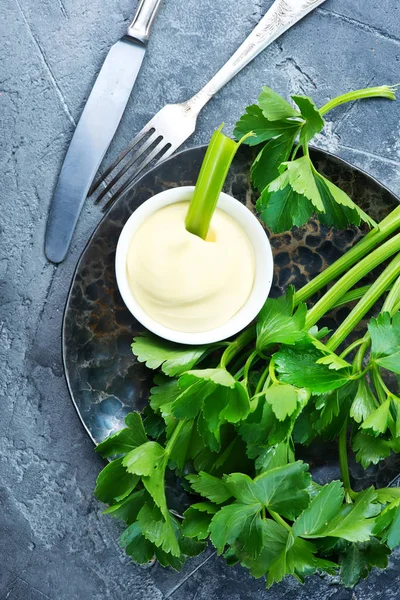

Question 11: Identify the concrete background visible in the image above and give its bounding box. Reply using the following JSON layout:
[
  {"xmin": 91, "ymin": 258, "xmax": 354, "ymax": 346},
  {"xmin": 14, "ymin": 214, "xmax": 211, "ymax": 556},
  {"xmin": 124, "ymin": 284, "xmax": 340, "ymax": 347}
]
[{"xmin": 1, "ymin": 0, "xmax": 400, "ymax": 598}]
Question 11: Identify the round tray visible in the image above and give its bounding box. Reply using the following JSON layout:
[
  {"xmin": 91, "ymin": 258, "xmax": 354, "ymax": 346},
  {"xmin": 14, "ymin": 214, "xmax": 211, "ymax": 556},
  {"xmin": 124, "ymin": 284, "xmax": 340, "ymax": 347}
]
[{"xmin": 62, "ymin": 145, "xmax": 400, "ymax": 491}]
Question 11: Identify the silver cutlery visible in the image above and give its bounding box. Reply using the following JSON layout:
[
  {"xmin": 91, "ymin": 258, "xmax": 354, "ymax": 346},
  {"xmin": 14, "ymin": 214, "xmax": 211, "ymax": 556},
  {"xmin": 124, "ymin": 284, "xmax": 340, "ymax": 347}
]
[
  {"xmin": 90, "ymin": 0, "xmax": 328, "ymax": 211},
  {"xmin": 45, "ymin": 0, "xmax": 163, "ymax": 264}
]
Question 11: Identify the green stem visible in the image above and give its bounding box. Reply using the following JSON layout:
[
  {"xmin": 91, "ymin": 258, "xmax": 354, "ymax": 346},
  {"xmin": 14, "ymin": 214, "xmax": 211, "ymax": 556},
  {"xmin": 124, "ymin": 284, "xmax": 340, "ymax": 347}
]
[
  {"xmin": 338, "ymin": 421, "xmax": 353, "ymax": 498},
  {"xmin": 371, "ymin": 365, "xmax": 387, "ymax": 404},
  {"xmin": 255, "ymin": 367, "xmax": 270, "ymax": 395},
  {"xmin": 220, "ymin": 326, "xmax": 256, "ymax": 370},
  {"xmin": 305, "ymin": 234, "xmax": 400, "ymax": 329},
  {"xmin": 319, "ymin": 85, "xmax": 397, "ymax": 116},
  {"xmin": 339, "ymin": 338, "xmax": 365, "ymax": 359},
  {"xmin": 294, "ymin": 206, "xmax": 400, "ymax": 306},
  {"xmin": 327, "ymin": 252, "xmax": 400, "ymax": 351},
  {"xmin": 268, "ymin": 510, "xmax": 292, "ymax": 533},
  {"xmin": 331, "ymin": 284, "xmax": 392, "ymax": 310},
  {"xmin": 243, "ymin": 351, "xmax": 258, "ymax": 382},
  {"xmin": 382, "ymin": 274, "xmax": 400, "ymax": 313},
  {"xmin": 375, "ymin": 370, "xmax": 393, "ymax": 398},
  {"xmin": 269, "ymin": 359, "xmax": 279, "ymax": 385},
  {"xmin": 185, "ymin": 126, "xmax": 252, "ymax": 239},
  {"xmin": 166, "ymin": 420, "xmax": 186, "ymax": 454},
  {"xmin": 351, "ymin": 274, "xmax": 400, "ymax": 375},
  {"xmin": 353, "ymin": 337, "xmax": 370, "ymax": 374}
]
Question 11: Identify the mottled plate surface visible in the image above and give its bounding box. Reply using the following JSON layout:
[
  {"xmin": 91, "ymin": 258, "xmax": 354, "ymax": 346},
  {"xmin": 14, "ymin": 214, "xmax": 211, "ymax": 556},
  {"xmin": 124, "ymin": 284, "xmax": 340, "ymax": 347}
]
[{"xmin": 62, "ymin": 145, "xmax": 400, "ymax": 490}]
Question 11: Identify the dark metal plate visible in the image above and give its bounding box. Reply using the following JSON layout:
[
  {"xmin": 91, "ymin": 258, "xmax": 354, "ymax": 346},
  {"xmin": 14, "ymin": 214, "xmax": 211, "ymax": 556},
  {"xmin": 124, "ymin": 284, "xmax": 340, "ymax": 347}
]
[{"xmin": 62, "ymin": 145, "xmax": 400, "ymax": 489}]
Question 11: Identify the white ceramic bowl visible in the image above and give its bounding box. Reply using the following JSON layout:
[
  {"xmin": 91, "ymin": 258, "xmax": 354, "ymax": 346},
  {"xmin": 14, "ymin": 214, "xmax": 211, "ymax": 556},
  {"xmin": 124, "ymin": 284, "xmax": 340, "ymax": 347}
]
[{"xmin": 116, "ymin": 186, "xmax": 273, "ymax": 345}]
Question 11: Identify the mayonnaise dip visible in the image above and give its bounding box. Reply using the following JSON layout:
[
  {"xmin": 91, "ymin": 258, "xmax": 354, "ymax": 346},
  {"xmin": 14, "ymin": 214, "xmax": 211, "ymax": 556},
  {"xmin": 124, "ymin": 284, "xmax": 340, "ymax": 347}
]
[{"xmin": 127, "ymin": 201, "xmax": 255, "ymax": 333}]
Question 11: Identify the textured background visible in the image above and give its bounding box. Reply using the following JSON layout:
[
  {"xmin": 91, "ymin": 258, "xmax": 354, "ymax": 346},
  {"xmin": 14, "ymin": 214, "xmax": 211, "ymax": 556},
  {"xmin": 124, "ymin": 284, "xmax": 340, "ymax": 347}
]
[{"xmin": 1, "ymin": 0, "xmax": 400, "ymax": 598}]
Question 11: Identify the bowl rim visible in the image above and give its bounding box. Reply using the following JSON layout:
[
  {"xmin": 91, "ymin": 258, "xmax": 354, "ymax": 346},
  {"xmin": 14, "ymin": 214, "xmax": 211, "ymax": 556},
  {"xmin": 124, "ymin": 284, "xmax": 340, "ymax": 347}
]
[{"xmin": 115, "ymin": 185, "xmax": 274, "ymax": 345}]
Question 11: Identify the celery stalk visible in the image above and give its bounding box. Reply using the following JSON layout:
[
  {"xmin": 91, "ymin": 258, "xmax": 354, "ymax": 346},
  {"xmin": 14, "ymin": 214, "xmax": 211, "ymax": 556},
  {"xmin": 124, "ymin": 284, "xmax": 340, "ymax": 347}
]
[{"xmin": 185, "ymin": 125, "xmax": 251, "ymax": 240}]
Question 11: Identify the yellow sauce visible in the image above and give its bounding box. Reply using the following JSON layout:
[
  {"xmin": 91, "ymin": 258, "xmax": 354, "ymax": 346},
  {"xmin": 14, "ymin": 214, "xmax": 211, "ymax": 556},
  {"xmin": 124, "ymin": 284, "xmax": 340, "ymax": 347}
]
[{"xmin": 127, "ymin": 202, "xmax": 255, "ymax": 333}]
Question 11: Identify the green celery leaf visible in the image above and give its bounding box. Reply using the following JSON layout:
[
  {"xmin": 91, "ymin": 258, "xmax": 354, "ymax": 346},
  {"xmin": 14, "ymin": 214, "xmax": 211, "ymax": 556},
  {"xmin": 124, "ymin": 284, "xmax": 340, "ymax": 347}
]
[
  {"xmin": 138, "ymin": 503, "xmax": 181, "ymax": 557},
  {"xmin": 374, "ymin": 498, "xmax": 400, "ymax": 550},
  {"xmin": 155, "ymin": 547, "xmax": 185, "ymax": 570},
  {"xmin": 293, "ymin": 481, "xmax": 344, "ymax": 537},
  {"xmin": 233, "ymin": 105, "xmax": 300, "ymax": 146},
  {"xmin": 202, "ymin": 381, "xmax": 251, "ymax": 430},
  {"xmin": 352, "ymin": 432, "xmax": 391, "ymax": 469},
  {"xmin": 255, "ymin": 441, "xmax": 294, "ymax": 473},
  {"xmin": 377, "ymin": 353, "xmax": 400, "ymax": 374},
  {"xmin": 132, "ymin": 334, "xmax": 208, "ymax": 377},
  {"xmin": 258, "ymin": 154, "xmax": 374, "ymax": 233},
  {"xmin": 142, "ymin": 406, "xmax": 165, "ymax": 440},
  {"xmin": 240, "ymin": 519, "xmax": 289, "ymax": 579},
  {"xmin": 252, "ymin": 462, "xmax": 311, "ymax": 520},
  {"xmin": 186, "ymin": 471, "xmax": 232, "ymax": 504},
  {"xmin": 212, "ymin": 436, "xmax": 253, "ymax": 477},
  {"xmin": 122, "ymin": 441, "xmax": 166, "ymax": 477},
  {"xmin": 274, "ymin": 345, "xmax": 352, "ymax": 393},
  {"xmin": 269, "ymin": 156, "xmax": 323, "ymax": 210},
  {"xmin": 256, "ymin": 287, "xmax": 307, "ymax": 351},
  {"xmin": 96, "ymin": 412, "xmax": 148, "ymax": 458},
  {"xmin": 314, "ymin": 171, "xmax": 376, "ymax": 229},
  {"xmin": 197, "ymin": 413, "xmax": 221, "ymax": 453},
  {"xmin": 310, "ymin": 338, "xmax": 352, "ymax": 371},
  {"xmin": 312, "ymin": 382, "xmax": 356, "ymax": 439},
  {"xmin": 171, "ymin": 380, "xmax": 215, "ymax": 420},
  {"xmin": 292, "ymin": 95, "xmax": 324, "ymax": 145},
  {"xmin": 103, "ymin": 489, "xmax": 146, "ymax": 524},
  {"xmin": 308, "ymin": 325, "xmax": 331, "ymax": 340},
  {"xmin": 369, "ymin": 312, "xmax": 400, "ymax": 375},
  {"xmin": 241, "ymin": 524, "xmax": 323, "ymax": 588},
  {"xmin": 225, "ymin": 473, "xmax": 261, "ymax": 504},
  {"xmin": 360, "ymin": 399, "xmax": 391, "ymax": 436},
  {"xmin": 251, "ymin": 132, "xmax": 298, "ymax": 193},
  {"xmin": 174, "ymin": 369, "xmax": 250, "ymax": 434},
  {"xmin": 293, "ymin": 404, "xmax": 317, "ymax": 446},
  {"xmin": 238, "ymin": 400, "xmax": 275, "ymax": 447},
  {"xmin": 350, "ymin": 378, "xmax": 378, "ymax": 424},
  {"xmin": 149, "ymin": 375, "xmax": 181, "ymax": 413},
  {"xmin": 168, "ymin": 420, "xmax": 196, "ymax": 472},
  {"xmin": 383, "ymin": 508, "xmax": 400, "ymax": 550},
  {"xmin": 94, "ymin": 457, "xmax": 139, "ymax": 504},
  {"xmin": 285, "ymin": 538, "xmax": 326, "ymax": 585},
  {"xmin": 265, "ymin": 384, "xmax": 300, "ymax": 421},
  {"xmin": 257, "ymin": 183, "xmax": 314, "ymax": 233},
  {"xmin": 302, "ymin": 487, "xmax": 380, "ymax": 542},
  {"xmin": 376, "ymin": 488, "xmax": 400, "ymax": 504},
  {"xmin": 179, "ymin": 536, "xmax": 207, "ymax": 557},
  {"xmin": 181, "ymin": 368, "xmax": 235, "ymax": 388},
  {"xmin": 369, "ymin": 312, "xmax": 400, "ymax": 358},
  {"xmin": 259, "ymin": 87, "xmax": 301, "ymax": 121},
  {"xmin": 221, "ymin": 382, "xmax": 252, "ymax": 423},
  {"xmin": 120, "ymin": 522, "xmax": 155, "ymax": 563},
  {"xmin": 182, "ymin": 503, "xmax": 218, "ymax": 540},
  {"xmin": 340, "ymin": 538, "xmax": 390, "ymax": 588},
  {"xmin": 241, "ymin": 512, "xmax": 265, "ymax": 559},
  {"xmin": 209, "ymin": 503, "xmax": 262, "ymax": 554}
]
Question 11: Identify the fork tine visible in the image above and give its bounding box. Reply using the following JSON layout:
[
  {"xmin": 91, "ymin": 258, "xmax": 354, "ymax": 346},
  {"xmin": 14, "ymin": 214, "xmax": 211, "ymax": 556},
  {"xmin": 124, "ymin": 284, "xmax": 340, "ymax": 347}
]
[
  {"xmin": 102, "ymin": 141, "xmax": 173, "ymax": 213},
  {"xmin": 94, "ymin": 131, "xmax": 160, "ymax": 204},
  {"xmin": 88, "ymin": 124, "xmax": 154, "ymax": 196}
]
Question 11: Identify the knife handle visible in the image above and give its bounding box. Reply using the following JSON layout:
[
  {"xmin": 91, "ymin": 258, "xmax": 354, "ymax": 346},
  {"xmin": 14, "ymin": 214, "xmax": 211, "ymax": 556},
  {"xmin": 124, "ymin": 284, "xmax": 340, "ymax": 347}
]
[
  {"xmin": 184, "ymin": 0, "xmax": 327, "ymax": 112},
  {"xmin": 127, "ymin": 0, "xmax": 163, "ymax": 44}
]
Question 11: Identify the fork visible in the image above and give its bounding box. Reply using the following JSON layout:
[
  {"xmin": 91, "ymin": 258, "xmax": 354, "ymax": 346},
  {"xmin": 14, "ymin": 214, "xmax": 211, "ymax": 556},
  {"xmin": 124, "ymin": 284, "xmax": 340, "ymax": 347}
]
[{"xmin": 90, "ymin": 0, "xmax": 328, "ymax": 211}]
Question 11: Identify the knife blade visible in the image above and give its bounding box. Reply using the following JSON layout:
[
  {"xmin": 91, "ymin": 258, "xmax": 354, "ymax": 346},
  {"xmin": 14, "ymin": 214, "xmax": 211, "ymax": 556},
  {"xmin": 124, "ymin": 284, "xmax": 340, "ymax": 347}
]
[{"xmin": 45, "ymin": 0, "xmax": 163, "ymax": 264}]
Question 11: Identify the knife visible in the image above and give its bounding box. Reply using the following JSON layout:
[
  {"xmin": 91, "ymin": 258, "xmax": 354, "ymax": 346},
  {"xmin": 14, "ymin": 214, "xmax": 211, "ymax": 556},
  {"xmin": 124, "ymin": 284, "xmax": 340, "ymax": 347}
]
[{"xmin": 45, "ymin": 0, "xmax": 163, "ymax": 264}]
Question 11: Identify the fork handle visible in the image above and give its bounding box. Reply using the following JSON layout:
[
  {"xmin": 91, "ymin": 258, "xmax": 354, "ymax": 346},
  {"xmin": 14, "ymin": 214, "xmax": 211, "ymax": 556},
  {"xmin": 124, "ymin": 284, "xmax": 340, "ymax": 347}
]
[
  {"xmin": 184, "ymin": 0, "xmax": 327, "ymax": 112},
  {"xmin": 127, "ymin": 0, "xmax": 163, "ymax": 44}
]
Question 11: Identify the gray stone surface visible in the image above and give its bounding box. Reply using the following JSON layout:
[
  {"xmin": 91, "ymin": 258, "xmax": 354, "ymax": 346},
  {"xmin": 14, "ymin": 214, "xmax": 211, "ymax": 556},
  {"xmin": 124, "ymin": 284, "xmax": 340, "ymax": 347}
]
[{"xmin": 1, "ymin": 0, "xmax": 400, "ymax": 598}]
